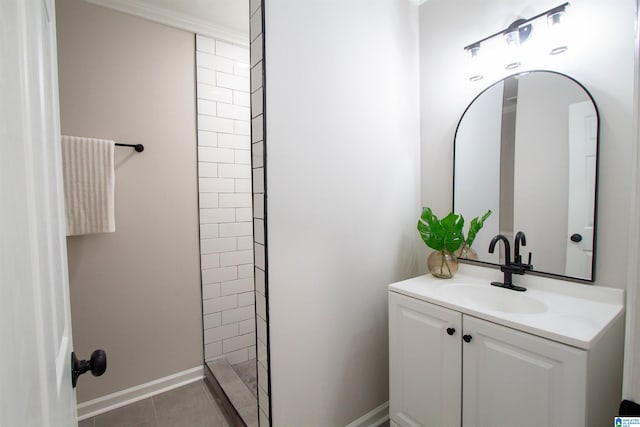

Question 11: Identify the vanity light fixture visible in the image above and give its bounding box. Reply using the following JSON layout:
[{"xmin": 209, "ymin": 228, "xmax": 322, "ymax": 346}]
[{"xmin": 464, "ymin": 2, "xmax": 569, "ymax": 81}]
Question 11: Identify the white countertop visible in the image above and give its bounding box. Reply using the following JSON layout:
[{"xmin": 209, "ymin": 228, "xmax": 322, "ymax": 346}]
[{"xmin": 388, "ymin": 264, "xmax": 625, "ymax": 350}]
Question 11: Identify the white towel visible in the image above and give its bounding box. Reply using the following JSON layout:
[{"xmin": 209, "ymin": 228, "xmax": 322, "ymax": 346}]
[{"xmin": 61, "ymin": 136, "xmax": 115, "ymax": 236}]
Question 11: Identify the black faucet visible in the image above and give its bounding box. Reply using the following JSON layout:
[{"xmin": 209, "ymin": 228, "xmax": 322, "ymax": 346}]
[
  {"xmin": 513, "ymin": 231, "xmax": 533, "ymax": 271},
  {"xmin": 488, "ymin": 234, "xmax": 511, "ymax": 264},
  {"xmin": 488, "ymin": 234, "xmax": 527, "ymax": 292}
]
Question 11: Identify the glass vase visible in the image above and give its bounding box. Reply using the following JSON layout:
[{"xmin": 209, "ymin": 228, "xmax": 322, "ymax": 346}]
[
  {"xmin": 455, "ymin": 244, "xmax": 478, "ymax": 261},
  {"xmin": 427, "ymin": 250, "xmax": 459, "ymax": 279}
]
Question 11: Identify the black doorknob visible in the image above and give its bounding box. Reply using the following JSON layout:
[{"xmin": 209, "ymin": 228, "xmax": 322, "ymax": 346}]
[
  {"xmin": 446, "ymin": 327, "xmax": 456, "ymax": 336},
  {"xmin": 71, "ymin": 349, "xmax": 107, "ymax": 388},
  {"xmin": 570, "ymin": 233, "xmax": 583, "ymax": 243},
  {"xmin": 463, "ymin": 334, "xmax": 473, "ymax": 343}
]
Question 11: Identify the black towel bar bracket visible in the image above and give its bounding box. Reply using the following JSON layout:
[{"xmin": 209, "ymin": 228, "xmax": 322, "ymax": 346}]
[{"xmin": 115, "ymin": 143, "xmax": 144, "ymax": 152}]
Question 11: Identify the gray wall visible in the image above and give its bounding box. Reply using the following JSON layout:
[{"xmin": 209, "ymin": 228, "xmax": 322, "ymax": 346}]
[
  {"xmin": 419, "ymin": 0, "xmax": 636, "ymax": 288},
  {"xmin": 56, "ymin": 0, "xmax": 202, "ymax": 402},
  {"xmin": 263, "ymin": 0, "xmax": 421, "ymax": 424},
  {"xmin": 454, "ymin": 81, "xmax": 503, "ymax": 263}
]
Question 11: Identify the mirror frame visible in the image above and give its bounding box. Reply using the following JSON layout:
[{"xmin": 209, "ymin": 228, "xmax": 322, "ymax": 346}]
[{"xmin": 452, "ymin": 70, "xmax": 601, "ymax": 283}]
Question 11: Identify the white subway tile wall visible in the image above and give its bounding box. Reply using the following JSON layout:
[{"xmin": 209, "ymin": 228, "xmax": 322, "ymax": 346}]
[
  {"xmin": 196, "ymin": 35, "xmax": 255, "ymax": 366},
  {"xmin": 250, "ymin": 2, "xmax": 271, "ymax": 424}
]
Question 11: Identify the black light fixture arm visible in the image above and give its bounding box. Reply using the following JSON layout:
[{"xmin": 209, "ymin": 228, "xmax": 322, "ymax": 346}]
[{"xmin": 463, "ymin": 2, "xmax": 569, "ymax": 51}]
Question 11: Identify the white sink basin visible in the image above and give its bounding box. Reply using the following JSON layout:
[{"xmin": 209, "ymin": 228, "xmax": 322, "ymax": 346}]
[
  {"xmin": 389, "ymin": 264, "xmax": 625, "ymax": 349},
  {"xmin": 438, "ymin": 282, "xmax": 548, "ymax": 314}
]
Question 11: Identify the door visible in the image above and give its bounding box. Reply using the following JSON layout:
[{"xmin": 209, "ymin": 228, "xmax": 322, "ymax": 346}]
[
  {"xmin": 389, "ymin": 292, "xmax": 461, "ymax": 427},
  {"xmin": 1, "ymin": 0, "xmax": 77, "ymax": 426},
  {"xmin": 566, "ymin": 101, "xmax": 597, "ymax": 278},
  {"xmin": 462, "ymin": 316, "xmax": 586, "ymax": 427}
]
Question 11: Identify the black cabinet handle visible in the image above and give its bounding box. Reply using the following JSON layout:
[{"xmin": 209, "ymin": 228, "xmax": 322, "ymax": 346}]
[
  {"xmin": 71, "ymin": 349, "xmax": 107, "ymax": 388},
  {"xmin": 570, "ymin": 233, "xmax": 583, "ymax": 243},
  {"xmin": 446, "ymin": 327, "xmax": 456, "ymax": 336},
  {"xmin": 463, "ymin": 334, "xmax": 473, "ymax": 343}
]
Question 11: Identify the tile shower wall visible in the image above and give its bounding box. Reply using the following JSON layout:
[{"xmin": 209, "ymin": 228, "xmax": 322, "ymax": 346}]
[
  {"xmin": 250, "ymin": 0, "xmax": 270, "ymax": 425},
  {"xmin": 195, "ymin": 35, "xmax": 256, "ymax": 365}
]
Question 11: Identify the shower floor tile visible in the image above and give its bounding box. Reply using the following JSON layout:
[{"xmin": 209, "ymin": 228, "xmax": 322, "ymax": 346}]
[
  {"xmin": 231, "ymin": 359, "xmax": 258, "ymax": 398},
  {"xmin": 207, "ymin": 358, "xmax": 258, "ymax": 427}
]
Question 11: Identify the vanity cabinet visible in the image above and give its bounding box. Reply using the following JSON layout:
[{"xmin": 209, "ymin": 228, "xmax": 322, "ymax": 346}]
[
  {"xmin": 460, "ymin": 314, "xmax": 585, "ymax": 427},
  {"xmin": 389, "ymin": 290, "xmax": 621, "ymax": 427},
  {"xmin": 389, "ymin": 291, "xmax": 462, "ymax": 427}
]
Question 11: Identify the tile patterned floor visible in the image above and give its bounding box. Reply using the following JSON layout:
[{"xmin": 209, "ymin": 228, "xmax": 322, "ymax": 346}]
[
  {"xmin": 231, "ymin": 359, "xmax": 258, "ymax": 398},
  {"xmin": 78, "ymin": 380, "xmax": 229, "ymax": 427},
  {"xmin": 207, "ymin": 359, "xmax": 258, "ymax": 427}
]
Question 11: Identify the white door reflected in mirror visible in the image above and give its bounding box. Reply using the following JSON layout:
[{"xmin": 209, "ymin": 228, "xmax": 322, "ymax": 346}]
[{"xmin": 566, "ymin": 101, "xmax": 597, "ymax": 277}]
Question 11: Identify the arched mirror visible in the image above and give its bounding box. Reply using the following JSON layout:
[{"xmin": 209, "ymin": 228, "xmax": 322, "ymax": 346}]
[{"xmin": 453, "ymin": 70, "xmax": 599, "ymax": 281}]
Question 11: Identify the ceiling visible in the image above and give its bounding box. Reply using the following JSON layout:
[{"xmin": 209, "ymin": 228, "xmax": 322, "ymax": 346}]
[
  {"xmin": 142, "ymin": 0, "xmax": 249, "ymax": 36},
  {"xmin": 84, "ymin": 0, "xmax": 249, "ymax": 43}
]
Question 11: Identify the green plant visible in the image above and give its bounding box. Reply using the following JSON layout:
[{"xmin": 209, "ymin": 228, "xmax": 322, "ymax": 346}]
[
  {"xmin": 417, "ymin": 208, "xmax": 464, "ymax": 276},
  {"xmin": 417, "ymin": 208, "xmax": 492, "ymax": 276},
  {"xmin": 462, "ymin": 209, "xmax": 492, "ymax": 249},
  {"xmin": 417, "ymin": 208, "xmax": 464, "ymax": 253}
]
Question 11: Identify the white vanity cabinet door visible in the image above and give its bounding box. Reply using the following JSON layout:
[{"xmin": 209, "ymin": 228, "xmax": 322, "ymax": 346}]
[
  {"xmin": 462, "ymin": 315, "xmax": 587, "ymax": 427},
  {"xmin": 389, "ymin": 292, "xmax": 462, "ymax": 427}
]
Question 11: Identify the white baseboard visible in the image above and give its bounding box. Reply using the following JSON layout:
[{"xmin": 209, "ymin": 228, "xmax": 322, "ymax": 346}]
[
  {"xmin": 77, "ymin": 365, "xmax": 204, "ymax": 420},
  {"xmin": 345, "ymin": 401, "xmax": 390, "ymax": 427}
]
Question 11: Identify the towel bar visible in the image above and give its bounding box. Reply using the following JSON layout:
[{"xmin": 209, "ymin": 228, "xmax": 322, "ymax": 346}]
[{"xmin": 115, "ymin": 143, "xmax": 144, "ymax": 152}]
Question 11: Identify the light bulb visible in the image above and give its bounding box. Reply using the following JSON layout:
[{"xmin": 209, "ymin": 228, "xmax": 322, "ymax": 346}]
[
  {"xmin": 547, "ymin": 9, "xmax": 568, "ymax": 55},
  {"xmin": 504, "ymin": 29, "xmax": 521, "ymax": 70},
  {"xmin": 468, "ymin": 45, "xmax": 483, "ymax": 82}
]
